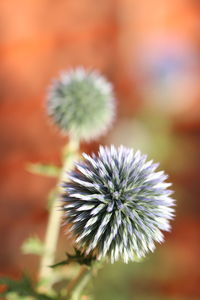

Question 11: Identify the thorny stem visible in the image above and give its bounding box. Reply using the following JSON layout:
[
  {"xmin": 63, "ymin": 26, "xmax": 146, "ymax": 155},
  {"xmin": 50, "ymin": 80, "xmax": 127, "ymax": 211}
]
[{"xmin": 38, "ymin": 138, "xmax": 79, "ymax": 292}]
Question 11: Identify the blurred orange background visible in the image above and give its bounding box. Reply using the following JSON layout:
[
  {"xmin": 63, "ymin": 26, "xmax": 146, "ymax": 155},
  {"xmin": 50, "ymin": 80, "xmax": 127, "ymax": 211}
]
[{"xmin": 0, "ymin": 1, "xmax": 200, "ymax": 299}]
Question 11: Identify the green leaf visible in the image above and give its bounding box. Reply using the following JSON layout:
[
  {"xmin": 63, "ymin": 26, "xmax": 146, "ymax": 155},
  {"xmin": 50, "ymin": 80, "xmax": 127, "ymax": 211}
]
[
  {"xmin": 26, "ymin": 163, "xmax": 61, "ymax": 177},
  {"xmin": 21, "ymin": 236, "xmax": 44, "ymax": 256},
  {"xmin": 6, "ymin": 292, "xmax": 34, "ymax": 300},
  {"xmin": 0, "ymin": 274, "xmax": 33, "ymax": 297},
  {"xmin": 0, "ymin": 274, "xmax": 54, "ymax": 300}
]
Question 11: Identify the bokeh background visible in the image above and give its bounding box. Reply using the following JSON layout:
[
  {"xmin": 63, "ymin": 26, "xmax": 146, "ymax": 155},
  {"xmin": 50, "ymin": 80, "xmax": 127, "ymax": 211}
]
[{"xmin": 0, "ymin": 0, "xmax": 200, "ymax": 299}]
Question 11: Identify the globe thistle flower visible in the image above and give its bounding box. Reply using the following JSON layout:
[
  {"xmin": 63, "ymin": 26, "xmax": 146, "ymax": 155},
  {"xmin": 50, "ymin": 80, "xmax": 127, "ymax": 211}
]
[
  {"xmin": 47, "ymin": 68, "xmax": 115, "ymax": 141},
  {"xmin": 62, "ymin": 146, "xmax": 175, "ymax": 263}
]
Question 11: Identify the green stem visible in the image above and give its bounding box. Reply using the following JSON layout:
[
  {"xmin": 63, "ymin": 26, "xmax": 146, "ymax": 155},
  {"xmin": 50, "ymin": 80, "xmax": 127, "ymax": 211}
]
[
  {"xmin": 66, "ymin": 266, "xmax": 92, "ymax": 300},
  {"xmin": 38, "ymin": 138, "xmax": 79, "ymax": 292}
]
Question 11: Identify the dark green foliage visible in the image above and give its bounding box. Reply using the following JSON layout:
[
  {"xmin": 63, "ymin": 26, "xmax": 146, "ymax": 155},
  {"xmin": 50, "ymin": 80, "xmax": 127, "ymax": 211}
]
[{"xmin": 0, "ymin": 274, "xmax": 53, "ymax": 300}]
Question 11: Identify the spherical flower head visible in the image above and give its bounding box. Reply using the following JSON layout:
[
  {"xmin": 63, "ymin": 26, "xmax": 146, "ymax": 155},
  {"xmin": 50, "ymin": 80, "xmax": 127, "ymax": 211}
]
[
  {"xmin": 62, "ymin": 146, "xmax": 175, "ymax": 263},
  {"xmin": 47, "ymin": 68, "xmax": 115, "ymax": 141}
]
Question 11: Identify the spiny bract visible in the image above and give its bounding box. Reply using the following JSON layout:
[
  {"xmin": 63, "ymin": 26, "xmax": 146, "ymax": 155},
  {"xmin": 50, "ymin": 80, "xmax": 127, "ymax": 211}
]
[
  {"xmin": 62, "ymin": 146, "xmax": 175, "ymax": 263},
  {"xmin": 47, "ymin": 68, "xmax": 115, "ymax": 141}
]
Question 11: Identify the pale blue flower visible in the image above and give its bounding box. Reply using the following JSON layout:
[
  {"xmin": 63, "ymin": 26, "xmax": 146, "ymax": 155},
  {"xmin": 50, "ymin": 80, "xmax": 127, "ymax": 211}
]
[{"xmin": 62, "ymin": 146, "xmax": 175, "ymax": 263}]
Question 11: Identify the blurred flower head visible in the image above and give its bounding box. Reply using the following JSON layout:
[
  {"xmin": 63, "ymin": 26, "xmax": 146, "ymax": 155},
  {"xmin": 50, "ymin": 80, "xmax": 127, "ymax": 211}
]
[
  {"xmin": 47, "ymin": 68, "xmax": 115, "ymax": 141},
  {"xmin": 62, "ymin": 145, "xmax": 175, "ymax": 263}
]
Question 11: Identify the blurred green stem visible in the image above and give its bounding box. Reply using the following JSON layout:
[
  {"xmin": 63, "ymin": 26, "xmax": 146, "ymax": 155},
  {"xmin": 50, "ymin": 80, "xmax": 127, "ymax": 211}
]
[
  {"xmin": 38, "ymin": 138, "xmax": 79, "ymax": 292},
  {"xmin": 66, "ymin": 266, "xmax": 92, "ymax": 300}
]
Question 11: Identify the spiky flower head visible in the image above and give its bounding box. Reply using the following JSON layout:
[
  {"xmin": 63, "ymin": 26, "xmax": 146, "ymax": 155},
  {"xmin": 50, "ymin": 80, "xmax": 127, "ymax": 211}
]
[
  {"xmin": 62, "ymin": 146, "xmax": 175, "ymax": 263},
  {"xmin": 47, "ymin": 68, "xmax": 115, "ymax": 141}
]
